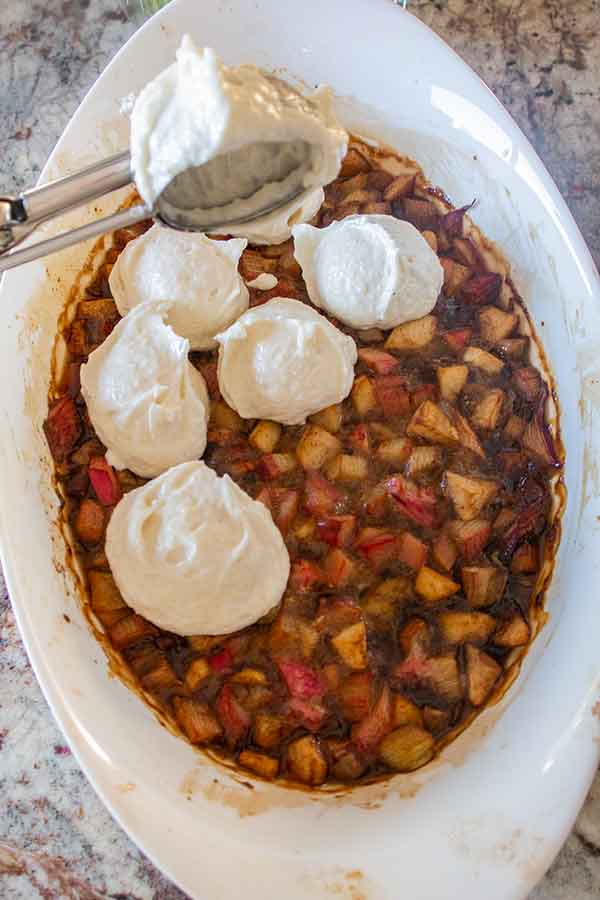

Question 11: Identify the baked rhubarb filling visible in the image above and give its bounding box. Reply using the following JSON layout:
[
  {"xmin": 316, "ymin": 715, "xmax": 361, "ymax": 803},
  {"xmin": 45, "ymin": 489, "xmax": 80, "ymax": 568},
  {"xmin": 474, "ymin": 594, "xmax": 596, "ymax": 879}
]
[{"xmin": 44, "ymin": 137, "xmax": 562, "ymax": 787}]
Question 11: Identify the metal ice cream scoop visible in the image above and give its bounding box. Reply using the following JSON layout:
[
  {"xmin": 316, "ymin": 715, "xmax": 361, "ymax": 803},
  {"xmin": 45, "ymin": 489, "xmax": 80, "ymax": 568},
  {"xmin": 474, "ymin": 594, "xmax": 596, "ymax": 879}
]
[{"xmin": 0, "ymin": 147, "xmax": 304, "ymax": 273}]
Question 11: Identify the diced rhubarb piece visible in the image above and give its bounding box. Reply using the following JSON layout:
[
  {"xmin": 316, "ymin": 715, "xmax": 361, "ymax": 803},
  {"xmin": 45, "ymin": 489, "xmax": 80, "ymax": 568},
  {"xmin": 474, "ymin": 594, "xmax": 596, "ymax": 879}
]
[
  {"xmin": 415, "ymin": 566, "xmax": 460, "ymax": 604},
  {"xmin": 443, "ymin": 328, "xmax": 472, "ymax": 353},
  {"xmin": 439, "ymin": 201, "xmax": 475, "ymax": 237},
  {"xmin": 74, "ymin": 498, "xmax": 105, "ymax": 546},
  {"xmin": 385, "ymin": 315, "xmax": 437, "ymax": 351},
  {"xmin": 405, "ymin": 446, "xmax": 444, "ymax": 479},
  {"xmin": 432, "ymin": 533, "xmax": 458, "ymax": 571},
  {"xmin": 256, "ymin": 452, "xmax": 297, "ymax": 480},
  {"xmin": 331, "ymin": 622, "xmax": 368, "ymax": 670},
  {"xmin": 278, "ymin": 658, "xmax": 325, "ymax": 701},
  {"xmin": 376, "ymin": 437, "xmax": 412, "ymax": 466},
  {"xmin": 478, "ymin": 306, "xmax": 517, "ymax": 342},
  {"xmin": 304, "ymin": 471, "xmax": 343, "ymax": 517},
  {"xmin": 402, "ymin": 198, "xmax": 439, "ymax": 230},
  {"xmin": 339, "ymin": 672, "xmax": 374, "ymax": 722},
  {"xmin": 197, "ymin": 361, "xmax": 220, "ymax": 399},
  {"xmin": 392, "ymin": 695, "xmax": 423, "ymax": 727},
  {"xmin": 500, "ymin": 498, "xmax": 546, "ymax": 557},
  {"xmin": 437, "ymin": 365, "xmax": 468, "ymax": 403},
  {"xmin": 439, "ymin": 611, "xmax": 496, "ymax": 644},
  {"xmin": 451, "ymin": 236, "xmax": 483, "ymax": 268},
  {"xmin": 173, "ymin": 697, "xmax": 222, "ymax": 744},
  {"xmin": 398, "ymin": 617, "xmax": 432, "ymax": 657},
  {"xmin": 447, "ymin": 407, "xmax": 486, "ymax": 458},
  {"xmin": 358, "ymin": 348, "xmax": 399, "ymax": 374},
  {"xmin": 440, "ymin": 257, "xmax": 471, "ymax": 297},
  {"xmin": 316, "ymin": 514, "xmax": 356, "ymax": 547},
  {"xmin": 450, "ymin": 519, "xmax": 492, "ymax": 561},
  {"xmin": 459, "ymin": 272, "xmax": 502, "ymax": 304},
  {"xmin": 410, "ymin": 383, "xmax": 439, "ymax": 408},
  {"xmin": 513, "ymin": 366, "xmax": 542, "ymax": 401},
  {"xmin": 340, "ymin": 148, "xmax": 371, "ymax": 177},
  {"xmin": 351, "ymin": 374, "xmax": 378, "ymax": 415},
  {"xmin": 286, "ymin": 697, "xmax": 327, "ymax": 731},
  {"xmin": 315, "ymin": 596, "xmax": 362, "ymax": 635},
  {"xmin": 249, "ymin": 420, "xmax": 281, "ymax": 453},
  {"xmin": 465, "ymin": 644, "xmax": 501, "ymax": 706},
  {"xmin": 397, "ymin": 532, "xmax": 429, "ymax": 570},
  {"xmin": 216, "ymin": 684, "xmax": 251, "ymax": 745},
  {"xmin": 511, "ymin": 542, "xmax": 539, "ymax": 573},
  {"xmin": 385, "ymin": 474, "xmax": 438, "ymax": 527},
  {"xmin": 324, "ymin": 548, "xmax": 356, "ymax": 586},
  {"xmin": 238, "ymin": 750, "xmax": 279, "ymax": 779},
  {"xmin": 461, "ymin": 565, "xmax": 508, "ymax": 608},
  {"xmin": 463, "ymin": 346, "xmax": 504, "ymax": 376},
  {"xmin": 207, "ymin": 427, "xmax": 238, "ymax": 447},
  {"xmin": 362, "ymin": 576, "xmax": 413, "ymax": 621},
  {"xmin": 523, "ymin": 401, "xmax": 561, "ymax": 468},
  {"xmin": 184, "ymin": 657, "xmax": 211, "ymax": 691},
  {"xmin": 426, "ymin": 654, "xmax": 462, "ymax": 701},
  {"xmin": 374, "ymin": 375, "xmax": 411, "ymax": 417},
  {"xmin": 254, "ymin": 713, "xmax": 288, "ymax": 749},
  {"xmin": 208, "ymin": 646, "xmax": 234, "ymax": 673},
  {"xmin": 88, "ymin": 570, "xmax": 127, "ymax": 628},
  {"xmin": 88, "ymin": 456, "xmax": 121, "ymax": 506},
  {"xmin": 407, "ymin": 401, "xmax": 459, "ymax": 445},
  {"xmin": 379, "ymin": 726, "xmax": 434, "ymax": 771},
  {"xmin": 471, "ymin": 388, "xmax": 505, "ymax": 431},
  {"xmin": 493, "ymin": 614, "xmax": 530, "ymax": 648},
  {"xmin": 289, "ymin": 559, "xmax": 323, "ymax": 593},
  {"xmin": 44, "ymin": 395, "xmax": 81, "ymax": 463},
  {"xmin": 445, "ymin": 471, "xmax": 498, "ymax": 521},
  {"xmin": 383, "ymin": 174, "xmax": 416, "ymax": 201},
  {"xmin": 287, "ymin": 735, "xmax": 328, "ymax": 785},
  {"xmin": 271, "ymin": 488, "xmax": 300, "ymax": 535},
  {"xmin": 352, "ymin": 684, "xmax": 393, "ymax": 752},
  {"xmin": 109, "ymin": 614, "xmax": 157, "ymax": 650},
  {"xmin": 297, "ymin": 424, "xmax": 341, "ymax": 470},
  {"xmin": 326, "ymin": 454, "xmax": 369, "ymax": 482},
  {"xmin": 309, "ymin": 403, "xmax": 343, "ymax": 434},
  {"xmin": 504, "ymin": 414, "xmax": 526, "ymax": 441},
  {"xmin": 355, "ymin": 528, "xmax": 398, "ymax": 569},
  {"xmin": 348, "ymin": 423, "xmax": 370, "ymax": 455}
]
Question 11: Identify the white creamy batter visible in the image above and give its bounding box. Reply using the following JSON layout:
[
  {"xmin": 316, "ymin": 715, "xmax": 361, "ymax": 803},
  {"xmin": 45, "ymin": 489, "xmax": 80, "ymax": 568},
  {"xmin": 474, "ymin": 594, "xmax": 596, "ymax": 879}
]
[
  {"xmin": 108, "ymin": 225, "xmax": 249, "ymax": 350},
  {"xmin": 80, "ymin": 302, "xmax": 209, "ymax": 478},
  {"xmin": 105, "ymin": 461, "xmax": 290, "ymax": 636},
  {"xmin": 130, "ymin": 36, "xmax": 347, "ymax": 243},
  {"xmin": 293, "ymin": 215, "xmax": 444, "ymax": 329},
  {"xmin": 216, "ymin": 297, "xmax": 357, "ymax": 425}
]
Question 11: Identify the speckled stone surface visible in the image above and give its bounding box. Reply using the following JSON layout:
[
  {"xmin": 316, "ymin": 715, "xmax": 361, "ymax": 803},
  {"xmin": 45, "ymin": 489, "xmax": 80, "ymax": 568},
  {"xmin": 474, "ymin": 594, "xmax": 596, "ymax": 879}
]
[{"xmin": 0, "ymin": 1, "xmax": 599, "ymax": 897}]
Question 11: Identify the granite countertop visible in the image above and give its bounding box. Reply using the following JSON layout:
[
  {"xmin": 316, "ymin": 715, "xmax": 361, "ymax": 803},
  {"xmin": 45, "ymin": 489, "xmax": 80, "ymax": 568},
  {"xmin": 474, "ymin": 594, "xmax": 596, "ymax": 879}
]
[{"xmin": 0, "ymin": 1, "xmax": 599, "ymax": 897}]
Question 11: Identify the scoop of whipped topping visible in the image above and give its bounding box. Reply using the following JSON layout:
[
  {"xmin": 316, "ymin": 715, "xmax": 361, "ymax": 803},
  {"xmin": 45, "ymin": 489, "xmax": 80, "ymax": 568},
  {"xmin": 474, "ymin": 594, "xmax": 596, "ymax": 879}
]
[
  {"xmin": 80, "ymin": 302, "xmax": 209, "ymax": 478},
  {"xmin": 105, "ymin": 461, "xmax": 290, "ymax": 636},
  {"xmin": 130, "ymin": 36, "xmax": 347, "ymax": 244},
  {"xmin": 216, "ymin": 297, "xmax": 357, "ymax": 425},
  {"xmin": 293, "ymin": 215, "xmax": 444, "ymax": 329},
  {"xmin": 108, "ymin": 225, "xmax": 249, "ymax": 350}
]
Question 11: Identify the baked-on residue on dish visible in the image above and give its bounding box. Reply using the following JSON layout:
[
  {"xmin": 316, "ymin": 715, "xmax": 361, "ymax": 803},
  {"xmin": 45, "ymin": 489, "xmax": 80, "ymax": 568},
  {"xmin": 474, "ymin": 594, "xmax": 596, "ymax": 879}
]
[{"xmin": 44, "ymin": 135, "xmax": 564, "ymax": 788}]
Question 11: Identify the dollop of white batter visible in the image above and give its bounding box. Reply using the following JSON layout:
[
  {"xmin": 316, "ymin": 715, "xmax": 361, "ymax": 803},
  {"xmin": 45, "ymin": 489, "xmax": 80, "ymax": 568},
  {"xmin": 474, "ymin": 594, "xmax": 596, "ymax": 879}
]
[
  {"xmin": 216, "ymin": 297, "xmax": 357, "ymax": 425},
  {"xmin": 293, "ymin": 215, "xmax": 443, "ymax": 329},
  {"xmin": 80, "ymin": 303, "xmax": 209, "ymax": 478},
  {"xmin": 105, "ymin": 461, "xmax": 290, "ymax": 636}
]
